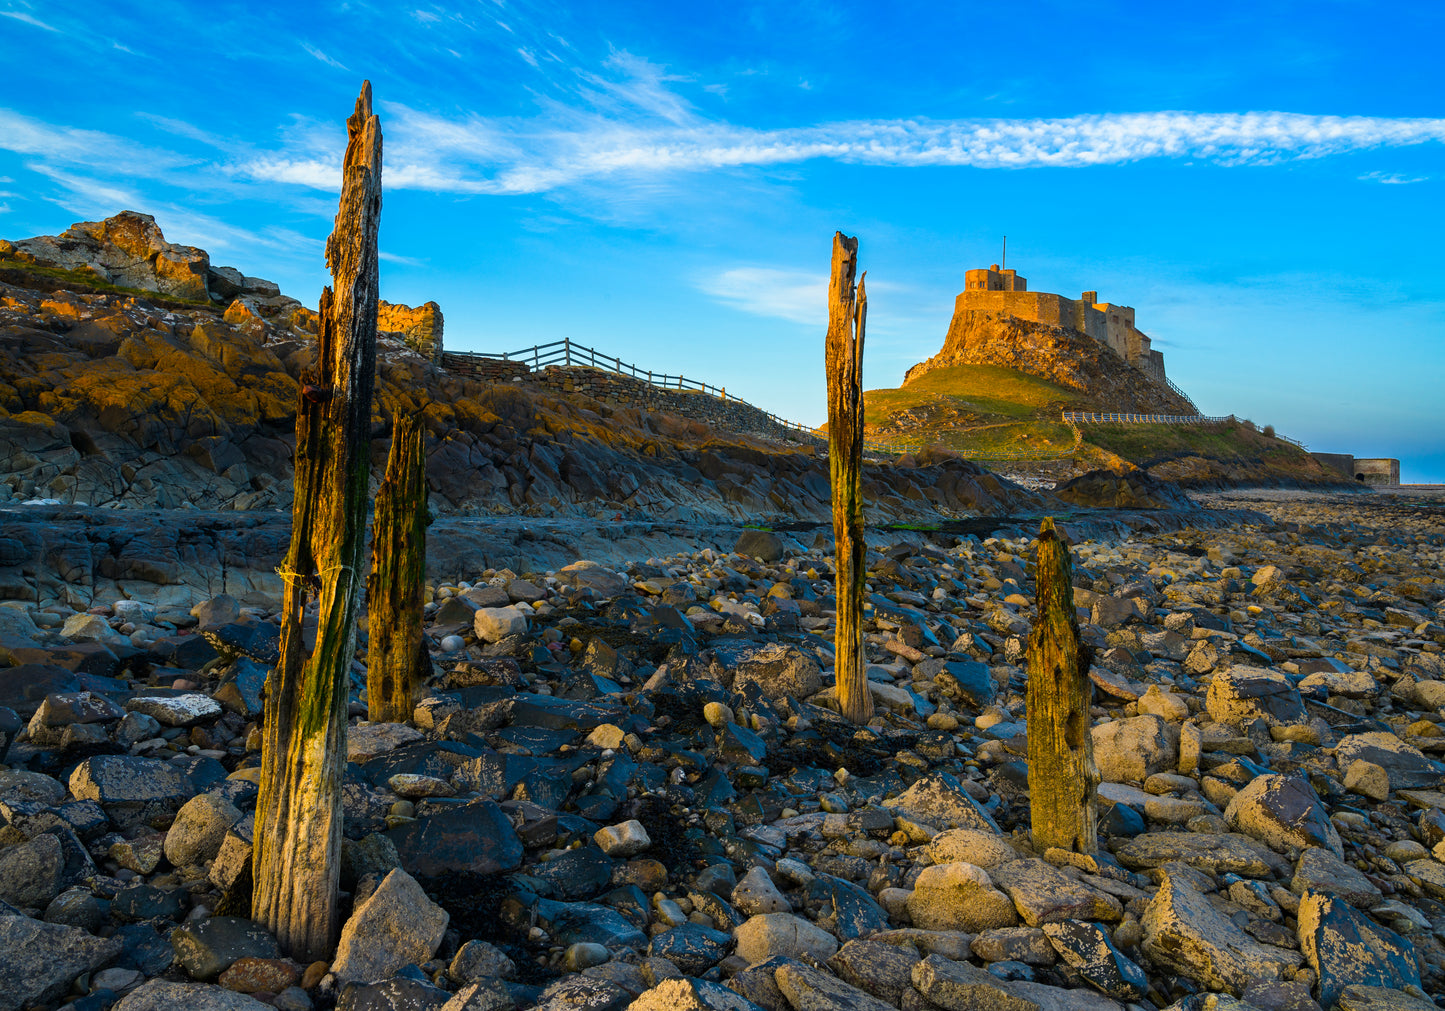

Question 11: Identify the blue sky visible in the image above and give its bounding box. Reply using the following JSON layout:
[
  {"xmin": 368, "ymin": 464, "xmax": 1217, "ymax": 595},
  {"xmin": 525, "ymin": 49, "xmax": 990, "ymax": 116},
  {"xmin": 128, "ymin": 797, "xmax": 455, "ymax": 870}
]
[{"xmin": 2, "ymin": 0, "xmax": 1443, "ymax": 481}]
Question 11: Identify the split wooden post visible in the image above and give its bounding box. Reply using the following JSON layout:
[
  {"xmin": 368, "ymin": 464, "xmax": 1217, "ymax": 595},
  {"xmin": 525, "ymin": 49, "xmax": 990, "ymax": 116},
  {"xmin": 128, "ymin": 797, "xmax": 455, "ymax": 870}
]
[
  {"xmin": 1026, "ymin": 516, "xmax": 1098, "ymax": 854},
  {"xmin": 826, "ymin": 231, "xmax": 873, "ymax": 725},
  {"xmin": 252, "ymin": 82, "xmax": 382, "ymax": 962},
  {"xmin": 366, "ymin": 410, "xmax": 430, "ymax": 723}
]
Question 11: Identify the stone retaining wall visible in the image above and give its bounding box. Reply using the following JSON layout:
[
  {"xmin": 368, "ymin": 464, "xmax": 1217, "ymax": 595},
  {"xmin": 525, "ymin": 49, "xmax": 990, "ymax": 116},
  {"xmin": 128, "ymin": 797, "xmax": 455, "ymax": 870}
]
[{"xmin": 440, "ymin": 356, "xmax": 820, "ymax": 446}]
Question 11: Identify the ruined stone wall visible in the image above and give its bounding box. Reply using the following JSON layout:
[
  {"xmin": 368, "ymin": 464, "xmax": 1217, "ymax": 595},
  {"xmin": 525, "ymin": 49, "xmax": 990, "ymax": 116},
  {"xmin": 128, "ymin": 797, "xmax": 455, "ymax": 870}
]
[{"xmin": 377, "ymin": 299, "xmax": 443, "ymax": 363}]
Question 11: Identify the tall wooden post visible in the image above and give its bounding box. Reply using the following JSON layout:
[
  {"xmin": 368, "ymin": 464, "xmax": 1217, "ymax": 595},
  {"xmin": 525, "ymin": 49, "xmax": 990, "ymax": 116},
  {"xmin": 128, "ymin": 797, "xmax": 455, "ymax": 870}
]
[
  {"xmin": 826, "ymin": 232, "xmax": 873, "ymax": 725},
  {"xmin": 253, "ymin": 82, "xmax": 382, "ymax": 962},
  {"xmin": 366, "ymin": 411, "xmax": 430, "ymax": 723},
  {"xmin": 1026, "ymin": 517, "xmax": 1098, "ymax": 854}
]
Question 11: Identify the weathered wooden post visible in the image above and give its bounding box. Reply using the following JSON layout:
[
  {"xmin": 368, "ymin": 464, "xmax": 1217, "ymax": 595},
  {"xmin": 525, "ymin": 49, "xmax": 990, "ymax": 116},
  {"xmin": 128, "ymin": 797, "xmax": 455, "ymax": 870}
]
[
  {"xmin": 252, "ymin": 81, "xmax": 382, "ymax": 961},
  {"xmin": 826, "ymin": 231, "xmax": 874, "ymax": 725},
  {"xmin": 1026, "ymin": 517, "xmax": 1098, "ymax": 853},
  {"xmin": 366, "ymin": 410, "xmax": 430, "ymax": 722}
]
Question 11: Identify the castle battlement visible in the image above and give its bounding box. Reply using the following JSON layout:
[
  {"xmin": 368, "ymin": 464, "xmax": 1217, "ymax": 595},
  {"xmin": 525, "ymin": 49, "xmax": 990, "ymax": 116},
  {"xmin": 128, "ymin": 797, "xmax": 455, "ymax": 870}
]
[{"xmin": 954, "ymin": 264, "xmax": 1166, "ymax": 383}]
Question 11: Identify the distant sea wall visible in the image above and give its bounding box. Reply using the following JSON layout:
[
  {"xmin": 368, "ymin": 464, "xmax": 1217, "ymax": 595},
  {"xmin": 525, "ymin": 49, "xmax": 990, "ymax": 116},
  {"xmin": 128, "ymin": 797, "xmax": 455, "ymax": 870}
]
[{"xmin": 440, "ymin": 354, "xmax": 819, "ymax": 446}]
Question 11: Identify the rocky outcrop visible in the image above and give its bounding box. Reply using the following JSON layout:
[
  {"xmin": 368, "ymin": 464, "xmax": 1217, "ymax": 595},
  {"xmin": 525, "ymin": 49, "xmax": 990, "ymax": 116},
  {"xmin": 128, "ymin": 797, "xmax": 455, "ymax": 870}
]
[
  {"xmin": 0, "ymin": 212, "xmax": 302, "ymax": 318},
  {"xmin": 0, "ymin": 231, "xmax": 1042, "ymax": 524},
  {"xmin": 904, "ymin": 310, "xmax": 1194, "ymax": 415}
]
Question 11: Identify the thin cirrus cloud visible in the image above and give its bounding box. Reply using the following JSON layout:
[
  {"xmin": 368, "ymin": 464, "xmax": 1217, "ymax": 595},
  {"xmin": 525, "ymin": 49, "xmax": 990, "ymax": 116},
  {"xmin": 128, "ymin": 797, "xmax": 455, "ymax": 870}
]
[{"xmin": 240, "ymin": 108, "xmax": 1445, "ymax": 197}]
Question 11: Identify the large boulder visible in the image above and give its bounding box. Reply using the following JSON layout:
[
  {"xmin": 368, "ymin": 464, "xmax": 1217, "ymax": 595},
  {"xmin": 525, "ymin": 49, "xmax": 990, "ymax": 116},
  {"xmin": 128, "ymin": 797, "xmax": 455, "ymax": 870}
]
[
  {"xmin": 1141, "ymin": 869, "xmax": 1302, "ymax": 994},
  {"xmin": 905, "ymin": 862, "xmax": 1018, "ymax": 932},
  {"xmin": 0, "ymin": 912, "xmax": 124, "ymax": 1009},
  {"xmin": 8, "ymin": 212, "xmax": 212, "ymax": 301},
  {"xmin": 716, "ymin": 643, "xmax": 821, "ymax": 701},
  {"xmin": 1333, "ymin": 732, "xmax": 1445, "ymax": 791},
  {"xmin": 733, "ymin": 912, "xmax": 838, "ymax": 964},
  {"xmin": 1206, "ymin": 666, "xmax": 1307, "ymax": 727},
  {"xmin": 331, "ymin": 868, "xmax": 449, "ymax": 984},
  {"xmin": 887, "ymin": 771, "xmax": 1001, "ymax": 832},
  {"xmin": 1224, "ymin": 774, "xmax": 1342, "ymax": 858},
  {"xmin": 1091, "ymin": 715, "xmax": 1179, "ymax": 783},
  {"xmin": 1297, "ymin": 890, "xmax": 1420, "ymax": 1009}
]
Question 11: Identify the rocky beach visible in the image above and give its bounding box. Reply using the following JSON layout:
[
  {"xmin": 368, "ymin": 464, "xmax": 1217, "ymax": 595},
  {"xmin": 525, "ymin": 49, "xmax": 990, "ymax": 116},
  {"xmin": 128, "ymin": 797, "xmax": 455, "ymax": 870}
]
[{"xmin": 0, "ymin": 487, "xmax": 1441, "ymax": 1011}]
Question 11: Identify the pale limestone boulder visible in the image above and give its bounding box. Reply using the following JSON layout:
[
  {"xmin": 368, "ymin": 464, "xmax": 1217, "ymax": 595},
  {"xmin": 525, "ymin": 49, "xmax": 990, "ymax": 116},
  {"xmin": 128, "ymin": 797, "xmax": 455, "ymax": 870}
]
[
  {"xmin": 1136, "ymin": 684, "xmax": 1190, "ymax": 722},
  {"xmin": 163, "ymin": 792, "xmax": 242, "ymax": 867},
  {"xmin": 332, "ymin": 868, "xmax": 449, "ymax": 983},
  {"xmin": 473, "ymin": 606, "xmax": 528, "ymax": 643},
  {"xmin": 905, "ymin": 862, "xmax": 1018, "ymax": 932},
  {"xmin": 594, "ymin": 820, "xmax": 651, "ymax": 857},
  {"xmin": 733, "ymin": 912, "xmax": 838, "ymax": 964},
  {"xmin": 1091, "ymin": 714, "xmax": 1179, "ymax": 783},
  {"xmin": 922, "ymin": 828, "xmax": 1018, "ymax": 870},
  {"xmin": 731, "ymin": 865, "xmax": 791, "ymax": 915}
]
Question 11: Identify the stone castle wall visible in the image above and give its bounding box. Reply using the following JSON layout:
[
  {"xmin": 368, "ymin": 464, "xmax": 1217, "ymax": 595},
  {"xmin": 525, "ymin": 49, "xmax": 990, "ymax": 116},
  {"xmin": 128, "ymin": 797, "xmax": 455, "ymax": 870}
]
[
  {"xmin": 439, "ymin": 354, "xmax": 819, "ymax": 445},
  {"xmin": 952, "ymin": 279, "xmax": 1166, "ymax": 385}
]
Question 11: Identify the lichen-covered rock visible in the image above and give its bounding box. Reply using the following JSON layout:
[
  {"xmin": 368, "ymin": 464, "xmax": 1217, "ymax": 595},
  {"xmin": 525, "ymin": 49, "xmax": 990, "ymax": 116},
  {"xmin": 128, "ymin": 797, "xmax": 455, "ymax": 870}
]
[
  {"xmin": 1141, "ymin": 869, "xmax": 1302, "ymax": 994},
  {"xmin": 1223, "ymin": 774, "xmax": 1342, "ymax": 857},
  {"xmin": 906, "ymin": 861, "xmax": 1019, "ymax": 932},
  {"xmin": 1206, "ymin": 666, "xmax": 1308, "ymax": 727},
  {"xmin": 1297, "ymin": 890, "xmax": 1420, "ymax": 1009},
  {"xmin": 1091, "ymin": 714, "xmax": 1179, "ymax": 783}
]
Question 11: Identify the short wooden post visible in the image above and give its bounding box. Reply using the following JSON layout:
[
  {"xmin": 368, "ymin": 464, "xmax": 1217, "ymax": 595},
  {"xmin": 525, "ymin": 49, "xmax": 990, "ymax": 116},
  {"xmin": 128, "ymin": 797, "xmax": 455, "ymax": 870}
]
[
  {"xmin": 1026, "ymin": 517, "xmax": 1098, "ymax": 853},
  {"xmin": 366, "ymin": 411, "xmax": 430, "ymax": 723},
  {"xmin": 826, "ymin": 231, "xmax": 873, "ymax": 725},
  {"xmin": 252, "ymin": 82, "xmax": 382, "ymax": 961}
]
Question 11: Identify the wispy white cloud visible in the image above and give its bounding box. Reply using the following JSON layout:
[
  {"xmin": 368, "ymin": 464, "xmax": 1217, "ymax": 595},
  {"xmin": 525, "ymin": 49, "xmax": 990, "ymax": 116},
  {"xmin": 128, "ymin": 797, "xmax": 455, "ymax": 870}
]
[
  {"xmin": 517, "ymin": 47, "xmax": 539, "ymax": 68},
  {"xmin": 1359, "ymin": 170, "xmax": 1429, "ymax": 184},
  {"xmin": 697, "ymin": 266, "xmax": 825, "ymax": 325},
  {"xmin": 301, "ymin": 41, "xmax": 349, "ymax": 71},
  {"xmin": 379, "ymin": 250, "xmax": 428, "ymax": 266},
  {"xmin": 1, "ymin": 10, "xmax": 58, "ymax": 31},
  {"xmin": 237, "ymin": 86, "xmax": 1445, "ymax": 198}
]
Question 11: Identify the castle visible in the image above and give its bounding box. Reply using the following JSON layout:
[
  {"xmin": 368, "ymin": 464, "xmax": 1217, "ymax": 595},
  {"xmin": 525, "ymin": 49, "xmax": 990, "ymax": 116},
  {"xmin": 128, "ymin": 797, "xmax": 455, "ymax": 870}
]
[{"xmin": 957, "ymin": 264, "xmax": 1168, "ymax": 384}]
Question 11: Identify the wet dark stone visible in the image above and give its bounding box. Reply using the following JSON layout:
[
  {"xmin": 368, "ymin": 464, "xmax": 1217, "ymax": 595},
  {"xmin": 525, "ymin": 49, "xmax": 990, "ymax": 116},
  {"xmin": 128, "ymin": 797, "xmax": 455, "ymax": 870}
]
[
  {"xmin": 455, "ymin": 750, "xmax": 538, "ymax": 801},
  {"xmin": 928, "ymin": 659, "xmax": 997, "ymax": 708},
  {"xmin": 0, "ymin": 705, "xmax": 23, "ymax": 763},
  {"xmin": 113, "ymin": 923, "xmax": 175, "ymax": 975},
  {"xmin": 336, "ymin": 975, "xmax": 451, "ymax": 1011},
  {"xmin": 170, "ymin": 915, "xmax": 279, "ymax": 982},
  {"xmin": 719, "ymin": 722, "xmax": 768, "ymax": 764},
  {"xmin": 212, "ymin": 658, "xmax": 269, "ymax": 718},
  {"xmin": 536, "ymin": 897, "xmax": 648, "ymax": 948},
  {"xmin": 509, "ymin": 694, "xmax": 635, "ymax": 733},
  {"xmin": 360, "ymin": 741, "xmax": 483, "ymax": 787},
  {"xmin": 388, "ymin": 799, "xmax": 523, "ymax": 877},
  {"xmin": 8, "ymin": 642, "xmax": 123, "ymax": 678},
  {"xmin": 1301, "ymin": 890, "xmax": 1420, "ymax": 1008},
  {"xmin": 648, "ymin": 922, "xmax": 733, "ymax": 975},
  {"xmin": 495, "ymin": 725, "xmax": 579, "ymax": 754},
  {"xmin": 1100, "ymin": 798, "xmax": 1146, "ymax": 837},
  {"xmin": 810, "ymin": 874, "xmax": 890, "ymax": 941},
  {"xmin": 112, "ymin": 883, "xmax": 188, "ymax": 922},
  {"xmin": 1044, "ymin": 919, "xmax": 1148, "ymax": 1000},
  {"xmin": 201, "ymin": 620, "xmax": 281, "ymax": 665},
  {"xmin": 0, "ymin": 664, "xmax": 81, "ymax": 717},
  {"xmin": 532, "ymin": 846, "xmax": 614, "ymax": 901},
  {"xmin": 173, "ymin": 755, "xmax": 229, "ymax": 793},
  {"xmin": 514, "ymin": 766, "xmax": 572, "ymax": 810},
  {"xmin": 148, "ymin": 634, "xmax": 219, "ymax": 669}
]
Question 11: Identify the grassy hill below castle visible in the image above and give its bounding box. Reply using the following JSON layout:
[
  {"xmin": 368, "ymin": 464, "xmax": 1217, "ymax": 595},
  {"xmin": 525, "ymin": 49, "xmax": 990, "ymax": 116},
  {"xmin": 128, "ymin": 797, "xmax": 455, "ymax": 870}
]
[{"xmin": 861, "ymin": 363, "xmax": 1351, "ymax": 489}]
